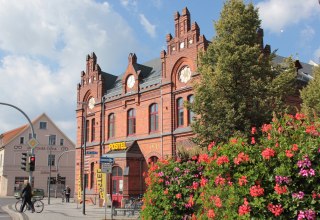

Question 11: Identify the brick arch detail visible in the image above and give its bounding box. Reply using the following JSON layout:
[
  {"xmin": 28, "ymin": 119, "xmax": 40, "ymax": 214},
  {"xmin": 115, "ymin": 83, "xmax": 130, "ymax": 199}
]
[
  {"xmin": 171, "ymin": 57, "xmax": 195, "ymax": 89},
  {"xmin": 83, "ymin": 90, "xmax": 92, "ymax": 103},
  {"xmin": 146, "ymin": 151, "xmax": 162, "ymax": 160}
]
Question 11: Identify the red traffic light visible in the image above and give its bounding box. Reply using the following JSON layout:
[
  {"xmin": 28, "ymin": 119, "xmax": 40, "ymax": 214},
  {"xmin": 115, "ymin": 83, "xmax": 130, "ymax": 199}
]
[{"xmin": 30, "ymin": 156, "xmax": 35, "ymax": 162}]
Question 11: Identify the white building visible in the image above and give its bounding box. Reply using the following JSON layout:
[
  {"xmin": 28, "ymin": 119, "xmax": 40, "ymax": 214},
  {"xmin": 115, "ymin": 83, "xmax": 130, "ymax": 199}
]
[{"xmin": 0, "ymin": 113, "xmax": 75, "ymax": 197}]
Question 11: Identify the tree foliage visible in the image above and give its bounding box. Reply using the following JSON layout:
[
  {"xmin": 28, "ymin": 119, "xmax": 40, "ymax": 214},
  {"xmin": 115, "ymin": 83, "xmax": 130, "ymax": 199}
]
[
  {"xmin": 300, "ymin": 66, "xmax": 320, "ymax": 117},
  {"xmin": 190, "ymin": 0, "xmax": 296, "ymax": 146}
]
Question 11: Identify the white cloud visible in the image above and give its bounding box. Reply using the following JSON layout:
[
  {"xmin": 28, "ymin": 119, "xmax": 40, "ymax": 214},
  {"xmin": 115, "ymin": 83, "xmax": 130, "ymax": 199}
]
[
  {"xmin": 152, "ymin": 0, "xmax": 163, "ymax": 8},
  {"xmin": 120, "ymin": 0, "xmax": 138, "ymax": 11},
  {"xmin": 139, "ymin": 14, "xmax": 156, "ymax": 38},
  {"xmin": 257, "ymin": 0, "xmax": 319, "ymax": 33},
  {"xmin": 0, "ymin": 0, "xmax": 141, "ymax": 142}
]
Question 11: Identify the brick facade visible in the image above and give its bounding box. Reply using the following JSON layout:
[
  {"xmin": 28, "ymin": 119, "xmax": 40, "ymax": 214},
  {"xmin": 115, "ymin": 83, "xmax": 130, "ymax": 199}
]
[{"xmin": 75, "ymin": 7, "xmax": 313, "ymax": 206}]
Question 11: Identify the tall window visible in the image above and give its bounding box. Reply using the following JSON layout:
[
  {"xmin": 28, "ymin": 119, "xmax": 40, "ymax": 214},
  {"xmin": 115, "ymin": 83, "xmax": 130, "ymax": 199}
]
[
  {"xmin": 91, "ymin": 118, "xmax": 95, "ymax": 141},
  {"xmin": 127, "ymin": 109, "xmax": 136, "ymax": 135},
  {"xmin": 149, "ymin": 103, "xmax": 158, "ymax": 132},
  {"xmin": 90, "ymin": 162, "xmax": 95, "ymax": 189},
  {"xmin": 60, "ymin": 139, "xmax": 64, "ymax": 146},
  {"xmin": 29, "ymin": 133, "xmax": 37, "ymax": 140},
  {"xmin": 188, "ymin": 95, "xmax": 195, "ymax": 125},
  {"xmin": 108, "ymin": 113, "xmax": 115, "ymax": 138},
  {"xmin": 48, "ymin": 154, "xmax": 55, "ymax": 166},
  {"xmin": 48, "ymin": 135, "xmax": 56, "ymax": 145},
  {"xmin": 20, "ymin": 137, "xmax": 24, "ymax": 144},
  {"xmin": 85, "ymin": 120, "xmax": 89, "ymax": 142},
  {"xmin": 177, "ymin": 98, "xmax": 184, "ymax": 127}
]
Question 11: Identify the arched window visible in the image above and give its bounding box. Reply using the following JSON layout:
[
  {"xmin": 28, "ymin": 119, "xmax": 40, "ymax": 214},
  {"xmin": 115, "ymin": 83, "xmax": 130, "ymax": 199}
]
[
  {"xmin": 127, "ymin": 109, "xmax": 136, "ymax": 135},
  {"xmin": 148, "ymin": 156, "xmax": 159, "ymax": 165},
  {"xmin": 108, "ymin": 113, "xmax": 115, "ymax": 139},
  {"xmin": 188, "ymin": 95, "xmax": 195, "ymax": 125},
  {"xmin": 91, "ymin": 118, "xmax": 95, "ymax": 141},
  {"xmin": 149, "ymin": 103, "xmax": 158, "ymax": 132},
  {"xmin": 85, "ymin": 120, "xmax": 89, "ymax": 142},
  {"xmin": 112, "ymin": 166, "xmax": 123, "ymax": 176},
  {"xmin": 177, "ymin": 98, "xmax": 184, "ymax": 127}
]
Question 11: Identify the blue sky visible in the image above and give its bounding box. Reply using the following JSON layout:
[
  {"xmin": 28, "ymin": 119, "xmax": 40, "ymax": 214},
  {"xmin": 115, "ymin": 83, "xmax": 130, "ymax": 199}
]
[{"xmin": 0, "ymin": 0, "xmax": 319, "ymax": 143}]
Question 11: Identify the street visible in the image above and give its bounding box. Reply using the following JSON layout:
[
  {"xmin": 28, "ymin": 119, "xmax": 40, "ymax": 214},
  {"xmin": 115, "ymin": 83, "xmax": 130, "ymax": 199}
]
[{"xmin": 0, "ymin": 197, "xmax": 18, "ymax": 220}]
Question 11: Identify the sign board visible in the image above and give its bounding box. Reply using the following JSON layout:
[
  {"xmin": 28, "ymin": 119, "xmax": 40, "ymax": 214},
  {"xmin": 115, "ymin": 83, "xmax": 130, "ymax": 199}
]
[
  {"xmin": 27, "ymin": 138, "xmax": 39, "ymax": 149},
  {"xmin": 96, "ymin": 169, "xmax": 106, "ymax": 199},
  {"xmin": 86, "ymin": 151, "xmax": 98, "ymax": 155},
  {"xmin": 101, "ymin": 163, "xmax": 112, "ymax": 173},
  {"xmin": 100, "ymin": 157, "xmax": 114, "ymax": 164},
  {"xmin": 109, "ymin": 142, "xmax": 126, "ymax": 151}
]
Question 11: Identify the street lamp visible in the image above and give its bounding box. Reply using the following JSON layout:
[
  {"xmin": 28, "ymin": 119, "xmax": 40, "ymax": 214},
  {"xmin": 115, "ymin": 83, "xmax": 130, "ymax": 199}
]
[
  {"xmin": 78, "ymin": 102, "xmax": 87, "ymax": 215},
  {"xmin": 46, "ymin": 135, "xmax": 54, "ymax": 205},
  {"xmin": 55, "ymin": 149, "xmax": 76, "ymax": 198}
]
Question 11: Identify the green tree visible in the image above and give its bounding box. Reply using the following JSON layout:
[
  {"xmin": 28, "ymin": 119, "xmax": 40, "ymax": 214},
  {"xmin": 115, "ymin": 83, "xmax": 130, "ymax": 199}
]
[
  {"xmin": 190, "ymin": 0, "xmax": 296, "ymax": 146},
  {"xmin": 300, "ymin": 65, "xmax": 320, "ymax": 117}
]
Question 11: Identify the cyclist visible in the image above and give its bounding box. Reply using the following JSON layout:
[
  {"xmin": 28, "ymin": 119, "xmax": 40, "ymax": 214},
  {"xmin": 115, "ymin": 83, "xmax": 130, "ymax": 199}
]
[{"xmin": 20, "ymin": 180, "xmax": 35, "ymax": 213}]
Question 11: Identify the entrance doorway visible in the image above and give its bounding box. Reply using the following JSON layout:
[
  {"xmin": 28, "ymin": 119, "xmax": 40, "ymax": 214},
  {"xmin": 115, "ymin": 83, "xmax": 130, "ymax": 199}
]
[{"xmin": 111, "ymin": 166, "xmax": 123, "ymax": 207}]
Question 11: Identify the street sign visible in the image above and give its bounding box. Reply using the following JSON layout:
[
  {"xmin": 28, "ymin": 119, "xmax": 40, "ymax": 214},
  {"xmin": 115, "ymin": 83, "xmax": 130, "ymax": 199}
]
[
  {"xmin": 27, "ymin": 138, "xmax": 39, "ymax": 149},
  {"xmin": 100, "ymin": 157, "xmax": 114, "ymax": 164},
  {"xmin": 86, "ymin": 151, "xmax": 98, "ymax": 155},
  {"xmin": 101, "ymin": 163, "xmax": 112, "ymax": 173}
]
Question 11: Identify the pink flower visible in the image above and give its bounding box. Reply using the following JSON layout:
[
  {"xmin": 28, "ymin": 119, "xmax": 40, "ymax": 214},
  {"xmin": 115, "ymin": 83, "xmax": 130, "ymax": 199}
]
[
  {"xmin": 238, "ymin": 176, "xmax": 248, "ymax": 186},
  {"xmin": 251, "ymin": 127, "xmax": 257, "ymax": 134},
  {"xmin": 251, "ymin": 137, "xmax": 256, "ymax": 145},
  {"xmin": 238, "ymin": 198, "xmax": 251, "ymax": 216},
  {"xmin": 261, "ymin": 124, "xmax": 272, "ymax": 133},
  {"xmin": 285, "ymin": 150, "xmax": 294, "ymax": 158},
  {"xmin": 215, "ymin": 175, "xmax": 226, "ymax": 186},
  {"xmin": 268, "ymin": 203, "xmax": 284, "ymax": 216},
  {"xmin": 176, "ymin": 193, "xmax": 181, "ymax": 199},
  {"xmin": 216, "ymin": 155, "xmax": 229, "ymax": 166}
]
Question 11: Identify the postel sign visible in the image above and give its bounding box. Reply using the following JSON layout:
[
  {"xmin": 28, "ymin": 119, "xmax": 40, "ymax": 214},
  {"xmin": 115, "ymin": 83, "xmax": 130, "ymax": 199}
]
[{"xmin": 109, "ymin": 142, "xmax": 126, "ymax": 151}]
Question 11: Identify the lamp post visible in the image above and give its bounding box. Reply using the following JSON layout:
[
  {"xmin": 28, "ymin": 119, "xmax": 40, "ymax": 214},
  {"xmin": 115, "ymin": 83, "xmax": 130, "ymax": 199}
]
[
  {"xmin": 48, "ymin": 144, "xmax": 52, "ymax": 205},
  {"xmin": 55, "ymin": 149, "xmax": 76, "ymax": 198}
]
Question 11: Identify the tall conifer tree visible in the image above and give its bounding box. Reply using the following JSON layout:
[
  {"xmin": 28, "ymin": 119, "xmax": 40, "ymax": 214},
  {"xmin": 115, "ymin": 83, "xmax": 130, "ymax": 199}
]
[{"xmin": 190, "ymin": 0, "xmax": 296, "ymax": 146}]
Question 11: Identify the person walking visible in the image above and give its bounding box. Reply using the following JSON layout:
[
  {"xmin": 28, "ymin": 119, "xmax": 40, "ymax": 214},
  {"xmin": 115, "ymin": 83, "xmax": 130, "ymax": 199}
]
[
  {"xmin": 65, "ymin": 186, "xmax": 71, "ymax": 203},
  {"xmin": 20, "ymin": 180, "xmax": 35, "ymax": 213}
]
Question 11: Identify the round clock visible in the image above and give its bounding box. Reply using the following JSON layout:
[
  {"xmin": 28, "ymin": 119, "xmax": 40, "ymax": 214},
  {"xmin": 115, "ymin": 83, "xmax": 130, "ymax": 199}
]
[
  {"xmin": 127, "ymin": 75, "xmax": 135, "ymax": 88},
  {"xmin": 179, "ymin": 66, "xmax": 192, "ymax": 83},
  {"xmin": 88, "ymin": 97, "xmax": 95, "ymax": 109}
]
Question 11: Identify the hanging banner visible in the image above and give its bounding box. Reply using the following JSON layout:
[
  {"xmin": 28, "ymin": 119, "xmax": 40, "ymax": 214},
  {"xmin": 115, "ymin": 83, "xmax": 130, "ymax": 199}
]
[{"xmin": 96, "ymin": 169, "xmax": 106, "ymax": 200}]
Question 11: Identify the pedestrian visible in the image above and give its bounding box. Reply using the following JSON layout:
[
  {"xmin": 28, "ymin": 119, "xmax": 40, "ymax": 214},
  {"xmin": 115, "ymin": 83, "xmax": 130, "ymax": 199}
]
[
  {"xmin": 65, "ymin": 186, "xmax": 71, "ymax": 203},
  {"xmin": 20, "ymin": 180, "xmax": 35, "ymax": 213}
]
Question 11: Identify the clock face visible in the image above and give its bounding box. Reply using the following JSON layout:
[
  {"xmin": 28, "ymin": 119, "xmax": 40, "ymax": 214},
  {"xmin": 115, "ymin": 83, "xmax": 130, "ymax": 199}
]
[
  {"xmin": 179, "ymin": 66, "xmax": 192, "ymax": 83},
  {"xmin": 127, "ymin": 75, "xmax": 135, "ymax": 88},
  {"xmin": 88, "ymin": 97, "xmax": 95, "ymax": 109}
]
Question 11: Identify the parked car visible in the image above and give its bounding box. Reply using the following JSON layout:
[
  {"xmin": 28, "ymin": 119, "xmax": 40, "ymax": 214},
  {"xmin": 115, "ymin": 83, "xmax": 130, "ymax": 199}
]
[{"xmin": 14, "ymin": 188, "xmax": 44, "ymax": 199}]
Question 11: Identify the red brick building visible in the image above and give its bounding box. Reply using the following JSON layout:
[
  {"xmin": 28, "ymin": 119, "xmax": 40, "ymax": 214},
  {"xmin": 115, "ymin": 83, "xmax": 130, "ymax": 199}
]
[{"xmin": 75, "ymin": 8, "xmax": 313, "ymax": 206}]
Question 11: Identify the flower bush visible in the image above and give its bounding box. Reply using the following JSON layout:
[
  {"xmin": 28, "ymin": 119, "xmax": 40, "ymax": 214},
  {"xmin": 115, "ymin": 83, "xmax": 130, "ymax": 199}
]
[
  {"xmin": 141, "ymin": 158, "xmax": 203, "ymax": 219},
  {"xmin": 141, "ymin": 113, "xmax": 320, "ymax": 219}
]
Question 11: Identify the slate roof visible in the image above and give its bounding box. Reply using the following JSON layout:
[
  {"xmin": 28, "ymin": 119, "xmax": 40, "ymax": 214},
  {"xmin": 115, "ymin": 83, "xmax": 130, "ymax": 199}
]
[{"xmin": 102, "ymin": 54, "xmax": 314, "ymax": 100}]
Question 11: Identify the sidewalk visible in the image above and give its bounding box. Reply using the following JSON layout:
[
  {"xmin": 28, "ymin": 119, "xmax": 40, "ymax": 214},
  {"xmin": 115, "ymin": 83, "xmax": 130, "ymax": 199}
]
[{"xmin": 3, "ymin": 197, "xmax": 140, "ymax": 220}]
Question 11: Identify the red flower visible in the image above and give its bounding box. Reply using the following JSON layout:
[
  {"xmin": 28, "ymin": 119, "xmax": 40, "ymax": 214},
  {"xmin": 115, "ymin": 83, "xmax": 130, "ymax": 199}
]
[
  {"xmin": 207, "ymin": 209, "xmax": 215, "ymax": 219},
  {"xmin": 261, "ymin": 124, "xmax": 272, "ymax": 133},
  {"xmin": 238, "ymin": 198, "xmax": 251, "ymax": 216},
  {"xmin": 251, "ymin": 127, "xmax": 257, "ymax": 134},
  {"xmin": 234, "ymin": 152, "xmax": 250, "ymax": 165},
  {"xmin": 164, "ymin": 188, "xmax": 168, "ymax": 195},
  {"xmin": 238, "ymin": 176, "xmax": 248, "ymax": 186},
  {"xmin": 230, "ymin": 138, "xmax": 238, "ymax": 144},
  {"xmin": 208, "ymin": 141, "xmax": 215, "ymax": 151},
  {"xmin": 198, "ymin": 154, "xmax": 210, "ymax": 163},
  {"xmin": 251, "ymin": 137, "xmax": 256, "ymax": 145},
  {"xmin": 210, "ymin": 196, "xmax": 222, "ymax": 208},
  {"xmin": 285, "ymin": 150, "xmax": 294, "ymax": 158},
  {"xmin": 200, "ymin": 177, "xmax": 208, "ymax": 187},
  {"xmin": 261, "ymin": 148, "xmax": 275, "ymax": 160},
  {"xmin": 215, "ymin": 175, "xmax": 226, "ymax": 186},
  {"xmin": 268, "ymin": 203, "xmax": 284, "ymax": 216},
  {"xmin": 176, "ymin": 193, "xmax": 182, "ymax": 199},
  {"xmin": 295, "ymin": 113, "xmax": 305, "ymax": 120},
  {"xmin": 250, "ymin": 185, "xmax": 264, "ymax": 197},
  {"xmin": 274, "ymin": 184, "xmax": 287, "ymax": 194},
  {"xmin": 216, "ymin": 155, "xmax": 229, "ymax": 165},
  {"xmin": 292, "ymin": 144, "xmax": 299, "ymax": 151}
]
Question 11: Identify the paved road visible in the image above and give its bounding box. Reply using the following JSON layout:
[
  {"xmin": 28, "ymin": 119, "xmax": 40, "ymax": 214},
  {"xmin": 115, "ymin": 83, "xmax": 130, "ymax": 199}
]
[{"xmin": 0, "ymin": 197, "xmax": 18, "ymax": 220}]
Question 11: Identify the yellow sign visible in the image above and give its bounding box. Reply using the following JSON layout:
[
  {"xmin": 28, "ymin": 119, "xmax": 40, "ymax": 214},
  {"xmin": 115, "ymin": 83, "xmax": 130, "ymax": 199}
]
[
  {"xmin": 96, "ymin": 169, "xmax": 106, "ymax": 200},
  {"xmin": 109, "ymin": 142, "xmax": 126, "ymax": 151},
  {"xmin": 27, "ymin": 138, "xmax": 39, "ymax": 149},
  {"xmin": 77, "ymin": 174, "xmax": 82, "ymax": 200}
]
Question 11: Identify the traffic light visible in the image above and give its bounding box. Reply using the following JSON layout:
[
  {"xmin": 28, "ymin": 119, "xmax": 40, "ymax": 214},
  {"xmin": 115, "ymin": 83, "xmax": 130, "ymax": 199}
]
[
  {"xmin": 21, "ymin": 153, "xmax": 30, "ymax": 172},
  {"xmin": 29, "ymin": 155, "xmax": 35, "ymax": 171}
]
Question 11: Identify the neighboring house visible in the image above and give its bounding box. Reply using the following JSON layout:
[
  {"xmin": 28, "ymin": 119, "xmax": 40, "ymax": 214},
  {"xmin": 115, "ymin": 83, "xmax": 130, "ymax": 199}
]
[
  {"xmin": 75, "ymin": 7, "xmax": 315, "ymax": 206},
  {"xmin": 0, "ymin": 113, "xmax": 75, "ymax": 197}
]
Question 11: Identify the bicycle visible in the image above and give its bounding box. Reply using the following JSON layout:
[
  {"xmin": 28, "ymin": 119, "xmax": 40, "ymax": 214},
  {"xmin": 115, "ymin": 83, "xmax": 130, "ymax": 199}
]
[{"xmin": 15, "ymin": 196, "xmax": 44, "ymax": 213}]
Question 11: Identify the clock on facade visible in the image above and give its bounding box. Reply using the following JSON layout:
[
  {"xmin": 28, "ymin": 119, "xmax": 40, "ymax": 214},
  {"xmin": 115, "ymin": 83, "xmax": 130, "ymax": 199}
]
[
  {"xmin": 88, "ymin": 97, "xmax": 95, "ymax": 109},
  {"xmin": 179, "ymin": 66, "xmax": 192, "ymax": 83},
  {"xmin": 127, "ymin": 75, "xmax": 135, "ymax": 88}
]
